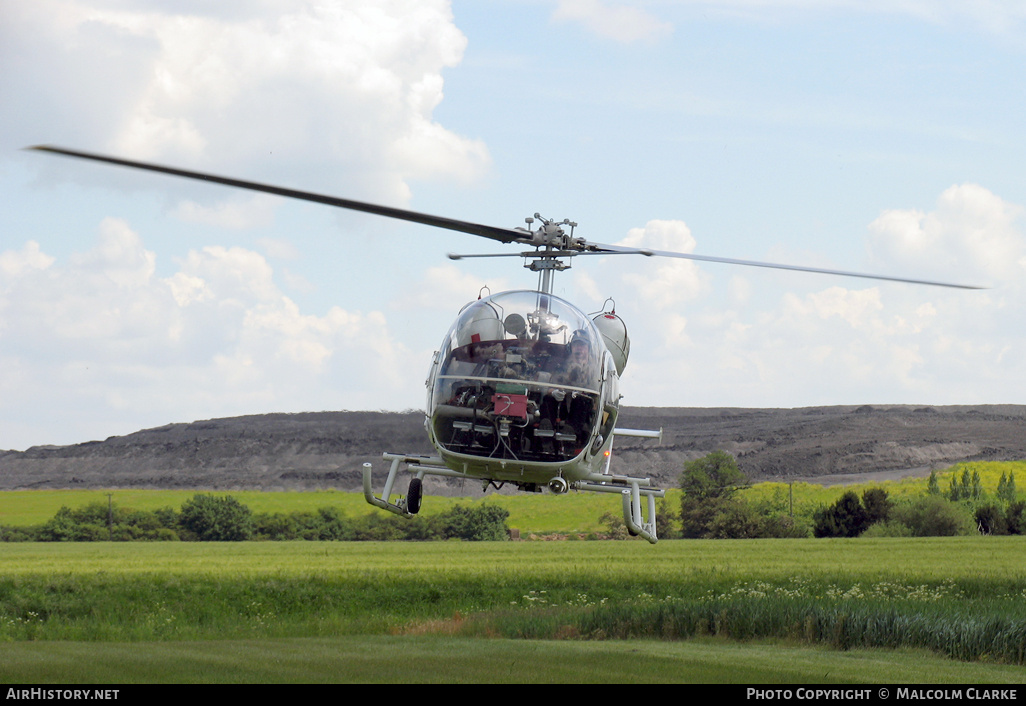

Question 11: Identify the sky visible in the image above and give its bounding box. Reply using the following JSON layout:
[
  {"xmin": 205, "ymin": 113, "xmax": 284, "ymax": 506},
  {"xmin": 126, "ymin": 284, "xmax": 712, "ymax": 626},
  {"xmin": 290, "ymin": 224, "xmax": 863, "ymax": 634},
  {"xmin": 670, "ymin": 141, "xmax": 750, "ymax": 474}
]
[{"xmin": 1, "ymin": 0, "xmax": 1025, "ymax": 451}]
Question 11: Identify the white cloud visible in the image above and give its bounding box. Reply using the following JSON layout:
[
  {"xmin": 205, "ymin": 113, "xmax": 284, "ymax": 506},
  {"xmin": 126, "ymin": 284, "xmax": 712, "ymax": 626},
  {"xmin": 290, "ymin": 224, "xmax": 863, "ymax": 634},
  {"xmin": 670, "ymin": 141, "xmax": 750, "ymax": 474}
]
[
  {"xmin": 780, "ymin": 286, "xmax": 885, "ymax": 331},
  {"xmin": 71, "ymin": 217, "xmax": 157, "ymax": 289},
  {"xmin": 0, "ymin": 241, "xmax": 54, "ymax": 279},
  {"xmin": 0, "ymin": 0, "xmax": 494, "ymax": 448},
  {"xmin": 0, "ymin": 225, "xmax": 420, "ymax": 448},
  {"xmin": 392, "ymin": 263, "xmax": 512, "ymax": 316},
  {"xmin": 4, "ymin": 1, "xmax": 1026, "ymax": 450},
  {"xmin": 616, "ymin": 219, "xmax": 709, "ymax": 308},
  {"xmin": 1, "ymin": 220, "xmax": 166, "ymax": 345},
  {"xmin": 1, "ymin": 0, "xmax": 490, "ymax": 203},
  {"xmin": 176, "ymin": 245, "xmax": 280, "ymax": 305},
  {"xmin": 552, "ymin": 0, "xmax": 673, "ymax": 43},
  {"xmin": 597, "ymin": 184, "xmax": 1026, "ymax": 410},
  {"xmin": 867, "ymin": 183, "xmax": 1026, "ymax": 285}
]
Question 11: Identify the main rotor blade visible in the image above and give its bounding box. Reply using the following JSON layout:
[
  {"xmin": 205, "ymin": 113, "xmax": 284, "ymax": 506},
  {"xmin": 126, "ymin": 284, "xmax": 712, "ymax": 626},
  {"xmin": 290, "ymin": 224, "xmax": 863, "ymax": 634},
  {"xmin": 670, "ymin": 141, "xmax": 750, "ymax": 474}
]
[
  {"xmin": 27, "ymin": 145, "xmax": 525, "ymax": 245},
  {"xmin": 27, "ymin": 145, "xmax": 987, "ymax": 290},
  {"xmin": 587, "ymin": 242, "xmax": 985, "ymax": 290}
]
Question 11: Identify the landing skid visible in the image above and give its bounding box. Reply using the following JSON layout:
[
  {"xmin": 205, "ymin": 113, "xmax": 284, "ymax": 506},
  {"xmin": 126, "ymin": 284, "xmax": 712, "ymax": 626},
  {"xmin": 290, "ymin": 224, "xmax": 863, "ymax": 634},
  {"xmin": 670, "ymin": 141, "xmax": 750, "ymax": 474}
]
[
  {"xmin": 575, "ymin": 478, "xmax": 663, "ymax": 543},
  {"xmin": 363, "ymin": 452, "xmax": 664, "ymax": 543},
  {"xmin": 362, "ymin": 453, "xmax": 449, "ymax": 518}
]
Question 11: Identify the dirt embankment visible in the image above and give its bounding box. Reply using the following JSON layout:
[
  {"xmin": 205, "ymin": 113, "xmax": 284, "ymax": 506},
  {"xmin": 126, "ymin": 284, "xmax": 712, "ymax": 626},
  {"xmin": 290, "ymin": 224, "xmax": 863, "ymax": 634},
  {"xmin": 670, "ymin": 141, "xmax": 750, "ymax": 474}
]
[{"xmin": 1, "ymin": 405, "xmax": 1024, "ymax": 493}]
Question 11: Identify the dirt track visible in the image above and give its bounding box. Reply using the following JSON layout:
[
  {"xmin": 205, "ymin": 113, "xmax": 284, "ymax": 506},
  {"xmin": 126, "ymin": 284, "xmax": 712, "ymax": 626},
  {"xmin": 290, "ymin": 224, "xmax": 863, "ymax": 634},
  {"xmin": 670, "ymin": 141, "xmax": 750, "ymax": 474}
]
[{"xmin": 1, "ymin": 405, "xmax": 1023, "ymax": 493}]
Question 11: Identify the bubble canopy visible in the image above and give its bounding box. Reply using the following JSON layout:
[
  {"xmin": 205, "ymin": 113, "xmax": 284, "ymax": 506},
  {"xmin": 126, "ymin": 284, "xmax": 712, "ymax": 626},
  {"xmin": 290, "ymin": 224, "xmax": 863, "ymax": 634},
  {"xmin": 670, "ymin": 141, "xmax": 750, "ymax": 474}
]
[{"xmin": 429, "ymin": 291, "xmax": 610, "ymax": 463}]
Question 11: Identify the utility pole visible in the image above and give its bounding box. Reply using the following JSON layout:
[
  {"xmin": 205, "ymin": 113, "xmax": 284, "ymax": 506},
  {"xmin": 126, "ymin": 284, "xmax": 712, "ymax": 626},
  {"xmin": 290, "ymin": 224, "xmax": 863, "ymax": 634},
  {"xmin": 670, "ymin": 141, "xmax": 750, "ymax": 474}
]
[{"xmin": 107, "ymin": 493, "xmax": 113, "ymax": 540}]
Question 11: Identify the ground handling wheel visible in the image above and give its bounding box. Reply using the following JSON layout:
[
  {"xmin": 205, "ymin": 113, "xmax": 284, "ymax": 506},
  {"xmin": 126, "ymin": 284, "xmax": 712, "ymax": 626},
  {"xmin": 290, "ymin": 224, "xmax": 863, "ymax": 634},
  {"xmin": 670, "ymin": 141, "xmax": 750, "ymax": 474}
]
[{"xmin": 407, "ymin": 477, "xmax": 423, "ymax": 515}]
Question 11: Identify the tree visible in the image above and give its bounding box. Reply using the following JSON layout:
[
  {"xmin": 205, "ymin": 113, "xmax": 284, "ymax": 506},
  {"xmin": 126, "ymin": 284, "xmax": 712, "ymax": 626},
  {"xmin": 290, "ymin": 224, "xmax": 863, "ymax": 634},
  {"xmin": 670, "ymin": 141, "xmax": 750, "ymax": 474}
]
[
  {"xmin": 679, "ymin": 451, "xmax": 749, "ymax": 501},
  {"xmin": 706, "ymin": 500, "xmax": 763, "ymax": 539},
  {"xmin": 38, "ymin": 506, "xmax": 89, "ymax": 541},
  {"xmin": 888, "ymin": 496, "xmax": 975, "ymax": 537},
  {"xmin": 1007, "ymin": 501, "xmax": 1026, "ymax": 535},
  {"xmin": 655, "ymin": 498, "xmax": 680, "ymax": 540},
  {"xmin": 315, "ymin": 507, "xmax": 354, "ymax": 541},
  {"xmin": 813, "ymin": 491, "xmax": 870, "ymax": 538},
  {"xmin": 960, "ymin": 469, "xmax": 972, "ymax": 500},
  {"xmin": 948, "ymin": 473, "xmax": 962, "ymax": 501},
  {"xmin": 951, "ymin": 468, "xmax": 983, "ymax": 502},
  {"xmin": 679, "ymin": 451, "xmax": 749, "ymax": 538},
  {"xmin": 179, "ymin": 494, "xmax": 253, "ymax": 541},
  {"xmin": 440, "ymin": 504, "xmax": 510, "ymax": 541},
  {"xmin": 861, "ymin": 488, "xmax": 891, "ymax": 525},
  {"xmin": 351, "ymin": 512, "xmax": 407, "ymax": 541},
  {"xmin": 971, "ymin": 469, "xmax": 983, "ymax": 500},
  {"xmin": 927, "ymin": 470, "xmax": 940, "ymax": 495},
  {"xmin": 974, "ymin": 503, "xmax": 1007, "ymax": 535},
  {"xmin": 997, "ymin": 472, "xmax": 1018, "ymax": 504},
  {"xmin": 253, "ymin": 512, "xmax": 300, "ymax": 540},
  {"xmin": 599, "ymin": 511, "xmax": 628, "ymax": 540}
]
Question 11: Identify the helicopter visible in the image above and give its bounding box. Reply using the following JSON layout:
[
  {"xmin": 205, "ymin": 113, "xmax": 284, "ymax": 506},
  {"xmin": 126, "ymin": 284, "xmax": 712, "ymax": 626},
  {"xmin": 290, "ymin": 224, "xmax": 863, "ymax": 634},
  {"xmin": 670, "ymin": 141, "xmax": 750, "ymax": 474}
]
[{"xmin": 28, "ymin": 145, "xmax": 982, "ymax": 543}]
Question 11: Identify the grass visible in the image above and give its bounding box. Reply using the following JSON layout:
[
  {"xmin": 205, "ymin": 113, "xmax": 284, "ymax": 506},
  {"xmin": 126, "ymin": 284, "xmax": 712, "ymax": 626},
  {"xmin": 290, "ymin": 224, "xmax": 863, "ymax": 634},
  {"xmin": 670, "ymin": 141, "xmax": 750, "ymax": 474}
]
[
  {"xmin": 1, "ymin": 540, "xmax": 1024, "ymax": 656},
  {"xmin": 4, "ymin": 535, "xmax": 1024, "ymax": 580},
  {"xmin": 4, "ymin": 472, "xmax": 1026, "ymax": 682},
  {"xmin": 0, "ymin": 488, "xmax": 614, "ymax": 535},
  {"xmin": 4, "ymin": 461, "xmax": 1023, "ymax": 534},
  {"xmin": 3, "ymin": 636, "xmax": 1024, "ymax": 684}
]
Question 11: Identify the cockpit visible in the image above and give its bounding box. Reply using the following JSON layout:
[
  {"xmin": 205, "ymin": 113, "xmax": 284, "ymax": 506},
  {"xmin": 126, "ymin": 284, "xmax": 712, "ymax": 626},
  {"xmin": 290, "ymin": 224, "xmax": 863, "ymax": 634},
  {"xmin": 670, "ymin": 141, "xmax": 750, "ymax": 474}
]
[{"xmin": 429, "ymin": 291, "xmax": 609, "ymax": 463}]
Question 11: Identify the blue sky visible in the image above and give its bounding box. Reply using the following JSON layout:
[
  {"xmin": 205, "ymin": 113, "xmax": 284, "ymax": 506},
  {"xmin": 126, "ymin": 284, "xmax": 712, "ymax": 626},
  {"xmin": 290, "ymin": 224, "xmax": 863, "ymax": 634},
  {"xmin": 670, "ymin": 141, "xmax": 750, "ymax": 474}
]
[{"xmin": 1, "ymin": 0, "xmax": 1025, "ymax": 450}]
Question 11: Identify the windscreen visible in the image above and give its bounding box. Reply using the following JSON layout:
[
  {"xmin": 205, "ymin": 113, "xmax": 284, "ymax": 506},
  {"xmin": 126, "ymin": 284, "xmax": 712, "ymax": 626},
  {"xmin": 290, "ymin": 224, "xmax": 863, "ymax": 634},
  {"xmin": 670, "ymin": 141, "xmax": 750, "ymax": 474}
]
[{"xmin": 429, "ymin": 291, "xmax": 604, "ymax": 462}]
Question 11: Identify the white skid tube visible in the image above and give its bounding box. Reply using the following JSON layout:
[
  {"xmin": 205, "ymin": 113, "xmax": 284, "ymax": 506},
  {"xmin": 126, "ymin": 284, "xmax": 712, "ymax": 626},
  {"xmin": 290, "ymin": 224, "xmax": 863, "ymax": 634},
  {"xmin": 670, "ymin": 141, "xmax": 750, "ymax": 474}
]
[
  {"xmin": 363, "ymin": 453, "xmax": 449, "ymax": 517},
  {"xmin": 621, "ymin": 484, "xmax": 659, "ymax": 544},
  {"xmin": 575, "ymin": 479, "xmax": 663, "ymax": 544},
  {"xmin": 363, "ymin": 460, "xmax": 413, "ymax": 517}
]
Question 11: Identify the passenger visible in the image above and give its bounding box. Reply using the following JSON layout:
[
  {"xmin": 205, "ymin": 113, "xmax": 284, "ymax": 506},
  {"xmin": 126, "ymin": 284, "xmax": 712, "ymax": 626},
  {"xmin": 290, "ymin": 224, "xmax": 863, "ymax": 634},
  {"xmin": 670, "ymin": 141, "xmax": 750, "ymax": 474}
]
[
  {"xmin": 468, "ymin": 341, "xmax": 504, "ymax": 377},
  {"xmin": 538, "ymin": 336, "xmax": 595, "ymax": 445},
  {"xmin": 555, "ymin": 337, "xmax": 591, "ymax": 388}
]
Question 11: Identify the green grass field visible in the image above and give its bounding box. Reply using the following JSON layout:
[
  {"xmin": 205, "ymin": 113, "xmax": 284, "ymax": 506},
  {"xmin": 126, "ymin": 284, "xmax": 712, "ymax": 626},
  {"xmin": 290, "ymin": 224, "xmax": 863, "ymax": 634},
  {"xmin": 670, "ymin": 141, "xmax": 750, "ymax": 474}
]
[
  {"xmin": 3, "ymin": 461, "xmax": 1022, "ymax": 534},
  {"xmin": 3, "ymin": 466, "xmax": 1026, "ymax": 683},
  {"xmin": 2, "ymin": 539, "xmax": 1025, "ymax": 682},
  {"xmin": 0, "ymin": 488, "xmax": 620, "ymax": 535},
  {"xmin": 4, "ymin": 636, "xmax": 1024, "ymax": 684}
]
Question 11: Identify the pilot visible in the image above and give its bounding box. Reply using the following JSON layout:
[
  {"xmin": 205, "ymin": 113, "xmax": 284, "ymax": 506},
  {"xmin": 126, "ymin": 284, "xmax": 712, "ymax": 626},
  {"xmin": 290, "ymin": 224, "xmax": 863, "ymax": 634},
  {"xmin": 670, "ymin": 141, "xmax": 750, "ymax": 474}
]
[{"xmin": 556, "ymin": 335, "xmax": 591, "ymax": 387}]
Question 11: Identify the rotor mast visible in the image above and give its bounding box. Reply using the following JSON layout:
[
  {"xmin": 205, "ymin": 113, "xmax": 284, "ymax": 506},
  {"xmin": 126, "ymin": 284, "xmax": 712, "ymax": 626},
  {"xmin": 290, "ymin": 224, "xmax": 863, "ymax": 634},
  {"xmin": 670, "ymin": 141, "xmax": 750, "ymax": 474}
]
[{"xmin": 522, "ymin": 215, "xmax": 578, "ymax": 295}]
